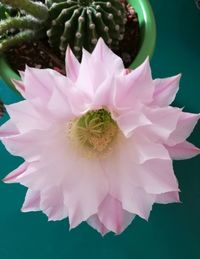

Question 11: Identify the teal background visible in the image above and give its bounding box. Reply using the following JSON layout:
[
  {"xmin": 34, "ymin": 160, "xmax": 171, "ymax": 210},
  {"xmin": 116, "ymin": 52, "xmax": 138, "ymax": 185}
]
[{"xmin": 0, "ymin": 0, "xmax": 200, "ymax": 258}]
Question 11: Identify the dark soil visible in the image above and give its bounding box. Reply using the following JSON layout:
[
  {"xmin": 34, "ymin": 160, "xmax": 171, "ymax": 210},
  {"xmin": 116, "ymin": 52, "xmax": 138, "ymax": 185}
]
[{"xmin": 5, "ymin": 2, "xmax": 139, "ymax": 75}]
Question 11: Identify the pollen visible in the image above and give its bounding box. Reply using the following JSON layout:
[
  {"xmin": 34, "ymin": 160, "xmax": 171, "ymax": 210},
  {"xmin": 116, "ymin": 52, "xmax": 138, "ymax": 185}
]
[{"xmin": 67, "ymin": 109, "xmax": 118, "ymax": 158}]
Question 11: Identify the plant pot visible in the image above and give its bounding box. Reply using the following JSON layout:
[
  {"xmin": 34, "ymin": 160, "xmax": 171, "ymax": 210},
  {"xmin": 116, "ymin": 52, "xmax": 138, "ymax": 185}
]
[{"xmin": 0, "ymin": 0, "xmax": 156, "ymax": 89}]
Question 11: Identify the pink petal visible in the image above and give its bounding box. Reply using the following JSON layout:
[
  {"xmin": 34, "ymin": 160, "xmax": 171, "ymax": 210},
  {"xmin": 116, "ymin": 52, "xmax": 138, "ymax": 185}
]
[
  {"xmin": 22, "ymin": 66, "xmax": 71, "ymax": 104},
  {"xmin": 76, "ymin": 38, "xmax": 123, "ymax": 97},
  {"xmin": 133, "ymin": 137, "xmax": 170, "ymax": 164},
  {"xmin": 102, "ymin": 138, "xmax": 157, "ymax": 219},
  {"xmin": 91, "ymin": 38, "xmax": 124, "ymax": 76},
  {"xmin": 87, "ymin": 215, "xmax": 109, "ymax": 236},
  {"xmin": 143, "ymin": 106, "xmax": 182, "ymax": 143},
  {"xmin": 5, "ymin": 101, "xmax": 52, "ymax": 133},
  {"xmin": 64, "ymin": 156, "xmax": 108, "ymax": 229},
  {"xmin": 65, "ymin": 46, "xmax": 80, "ymax": 82},
  {"xmin": 165, "ymin": 141, "xmax": 200, "ymax": 160},
  {"xmin": 23, "ymin": 66, "xmax": 54, "ymax": 100},
  {"xmin": 21, "ymin": 189, "xmax": 41, "ymax": 212},
  {"xmin": 152, "ymin": 74, "xmax": 181, "ymax": 107},
  {"xmin": 83, "ymin": 48, "xmax": 108, "ymax": 91},
  {"xmin": 156, "ymin": 191, "xmax": 180, "ymax": 204},
  {"xmin": 75, "ymin": 49, "xmax": 94, "ymax": 97},
  {"xmin": 5, "ymin": 128, "xmax": 108, "ymax": 226},
  {"xmin": 103, "ymin": 137, "xmax": 179, "ymax": 200},
  {"xmin": 3, "ymin": 162, "xmax": 29, "ymax": 183},
  {"xmin": 67, "ymin": 86, "xmax": 91, "ymax": 116},
  {"xmin": 114, "ymin": 58, "xmax": 154, "ymax": 110},
  {"xmin": 168, "ymin": 112, "xmax": 200, "ymax": 146},
  {"xmin": 12, "ymin": 79, "xmax": 25, "ymax": 95},
  {"xmin": 137, "ymin": 158, "xmax": 179, "ymax": 194},
  {"xmin": 0, "ymin": 120, "xmax": 19, "ymax": 137},
  {"xmin": 121, "ymin": 187, "xmax": 155, "ymax": 220},
  {"xmin": 39, "ymin": 187, "xmax": 68, "ymax": 221},
  {"xmin": 116, "ymin": 111, "xmax": 151, "ymax": 137},
  {"xmin": 1, "ymin": 128, "xmax": 51, "ymax": 161},
  {"xmin": 92, "ymin": 75, "xmax": 115, "ymax": 109},
  {"xmin": 47, "ymin": 84, "xmax": 74, "ymax": 120},
  {"xmin": 97, "ymin": 195, "xmax": 135, "ymax": 234}
]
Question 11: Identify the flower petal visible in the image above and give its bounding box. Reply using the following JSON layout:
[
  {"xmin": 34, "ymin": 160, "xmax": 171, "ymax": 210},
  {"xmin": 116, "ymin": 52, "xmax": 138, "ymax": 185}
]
[
  {"xmin": 137, "ymin": 158, "xmax": 179, "ymax": 194},
  {"xmin": 75, "ymin": 49, "xmax": 94, "ymax": 97},
  {"xmin": 65, "ymin": 46, "xmax": 80, "ymax": 82},
  {"xmin": 12, "ymin": 79, "xmax": 25, "ymax": 95},
  {"xmin": 21, "ymin": 189, "xmax": 41, "ymax": 212},
  {"xmin": 0, "ymin": 120, "xmax": 19, "ymax": 137},
  {"xmin": 165, "ymin": 141, "xmax": 200, "ymax": 160},
  {"xmin": 5, "ymin": 101, "xmax": 52, "ymax": 133},
  {"xmin": 121, "ymin": 187, "xmax": 155, "ymax": 220},
  {"xmin": 156, "ymin": 191, "xmax": 180, "ymax": 204},
  {"xmin": 3, "ymin": 162, "xmax": 29, "ymax": 183},
  {"xmin": 152, "ymin": 74, "xmax": 181, "ymax": 107},
  {"xmin": 91, "ymin": 38, "xmax": 124, "ymax": 76},
  {"xmin": 143, "ymin": 106, "xmax": 182, "ymax": 143},
  {"xmin": 1, "ymin": 128, "xmax": 55, "ymax": 161},
  {"xmin": 87, "ymin": 215, "xmax": 109, "ymax": 236},
  {"xmin": 92, "ymin": 75, "xmax": 115, "ymax": 109},
  {"xmin": 64, "ymin": 156, "xmax": 108, "ymax": 229},
  {"xmin": 97, "ymin": 195, "xmax": 135, "ymax": 234},
  {"xmin": 39, "ymin": 186, "xmax": 68, "ymax": 221},
  {"xmin": 116, "ymin": 111, "xmax": 151, "ymax": 137},
  {"xmin": 167, "ymin": 112, "xmax": 200, "ymax": 145},
  {"xmin": 114, "ymin": 58, "xmax": 154, "ymax": 110}
]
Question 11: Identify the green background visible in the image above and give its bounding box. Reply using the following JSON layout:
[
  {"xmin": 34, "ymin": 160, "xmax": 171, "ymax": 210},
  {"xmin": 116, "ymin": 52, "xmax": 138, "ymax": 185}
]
[{"xmin": 0, "ymin": 0, "xmax": 200, "ymax": 258}]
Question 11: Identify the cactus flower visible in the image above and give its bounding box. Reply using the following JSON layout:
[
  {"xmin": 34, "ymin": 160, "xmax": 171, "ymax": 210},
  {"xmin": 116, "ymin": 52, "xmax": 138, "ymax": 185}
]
[{"xmin": 0, "ymin": 38, "xmax": 199, "ymax": 235}]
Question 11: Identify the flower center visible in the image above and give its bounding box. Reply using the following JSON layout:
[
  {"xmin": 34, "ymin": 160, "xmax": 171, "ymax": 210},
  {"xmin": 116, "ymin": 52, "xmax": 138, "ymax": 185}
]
[{"xmin": 68, "ymin": 109, "xmax": 118, "ymax": 158}]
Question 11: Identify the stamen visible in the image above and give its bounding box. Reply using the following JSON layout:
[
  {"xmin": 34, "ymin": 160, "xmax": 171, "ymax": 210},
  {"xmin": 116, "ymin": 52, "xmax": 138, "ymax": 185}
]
[{"xmin": 67, "ymin": 109, "xmax": 118, "ymax": 158}]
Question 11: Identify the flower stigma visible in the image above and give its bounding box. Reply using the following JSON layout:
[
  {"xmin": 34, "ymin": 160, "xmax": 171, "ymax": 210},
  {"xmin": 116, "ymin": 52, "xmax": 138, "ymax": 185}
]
[{"xmin": 68, "ymin": 109, "xmax": 119, "ymax": 158}]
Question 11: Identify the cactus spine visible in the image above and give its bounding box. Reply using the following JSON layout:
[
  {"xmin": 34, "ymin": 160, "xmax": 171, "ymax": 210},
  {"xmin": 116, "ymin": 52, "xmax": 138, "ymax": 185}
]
[{"xmin": 46, "ymin": 0, "xmax": 126, "ymax": 58}]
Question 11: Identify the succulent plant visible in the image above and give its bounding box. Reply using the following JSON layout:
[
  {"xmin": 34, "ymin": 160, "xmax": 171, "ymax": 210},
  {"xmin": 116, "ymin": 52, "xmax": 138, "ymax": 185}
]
[
  {"xmin": 0, "ymin": 0, "xmax": 127, "ymax": 59},
  {"xmin": 0, "ymin": 0, "xmax": 48, "ymax": 53},
  {"xmin": 46, "ymin": 0, "xmax": 127, "ymax": 58}
]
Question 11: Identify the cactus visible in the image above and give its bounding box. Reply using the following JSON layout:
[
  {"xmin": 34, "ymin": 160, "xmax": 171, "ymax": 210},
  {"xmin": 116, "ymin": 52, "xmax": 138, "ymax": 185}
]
[
  {"xmin": 0, "ymin": 0, "xmax": 127, "ymax": 59},
  {"xmin": 0, "ymin": 0, "xmax": 48, "ymax": 53},
  {"xmin": 46, "ymin": 0, "xmax": 127, "ymax": 58}
]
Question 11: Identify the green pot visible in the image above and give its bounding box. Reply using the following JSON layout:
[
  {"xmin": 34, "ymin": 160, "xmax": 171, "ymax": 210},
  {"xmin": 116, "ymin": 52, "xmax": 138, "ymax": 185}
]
[{"xmin": 0, "ymin": 0, "xmax": 156, "ymax": 89}]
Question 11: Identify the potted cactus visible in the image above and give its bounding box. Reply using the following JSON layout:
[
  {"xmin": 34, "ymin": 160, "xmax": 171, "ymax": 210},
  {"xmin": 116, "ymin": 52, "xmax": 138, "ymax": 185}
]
[{"xmin": 0, "ymin": 0, "xmax": 156, "ymax": 88}]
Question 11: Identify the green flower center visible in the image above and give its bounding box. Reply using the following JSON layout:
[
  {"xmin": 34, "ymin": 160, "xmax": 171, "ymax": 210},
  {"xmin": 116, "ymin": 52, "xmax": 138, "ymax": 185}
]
[{"xmin": 68, "ymin": 109, "xmax": 118, "ymax": 158}]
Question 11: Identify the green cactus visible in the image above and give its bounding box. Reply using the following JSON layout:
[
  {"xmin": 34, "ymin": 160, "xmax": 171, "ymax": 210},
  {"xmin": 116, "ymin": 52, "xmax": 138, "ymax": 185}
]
[
  {"xmin": 0, "ymin": 0, "xmax": 48, "ymax": 54},
  {"xmin": 46, "ymin": 0, "xmax": 127, "ymax": 58},
  {"xmin": 0, "ymin": 0, "xmax": 127, "ymax": 59}
]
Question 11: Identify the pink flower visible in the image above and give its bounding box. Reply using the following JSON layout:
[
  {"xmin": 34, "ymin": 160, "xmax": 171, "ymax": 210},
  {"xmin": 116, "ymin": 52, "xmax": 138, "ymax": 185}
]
[{"xmin": 0, "ymin": 38, "xmax": 199, "ymax": 235}]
